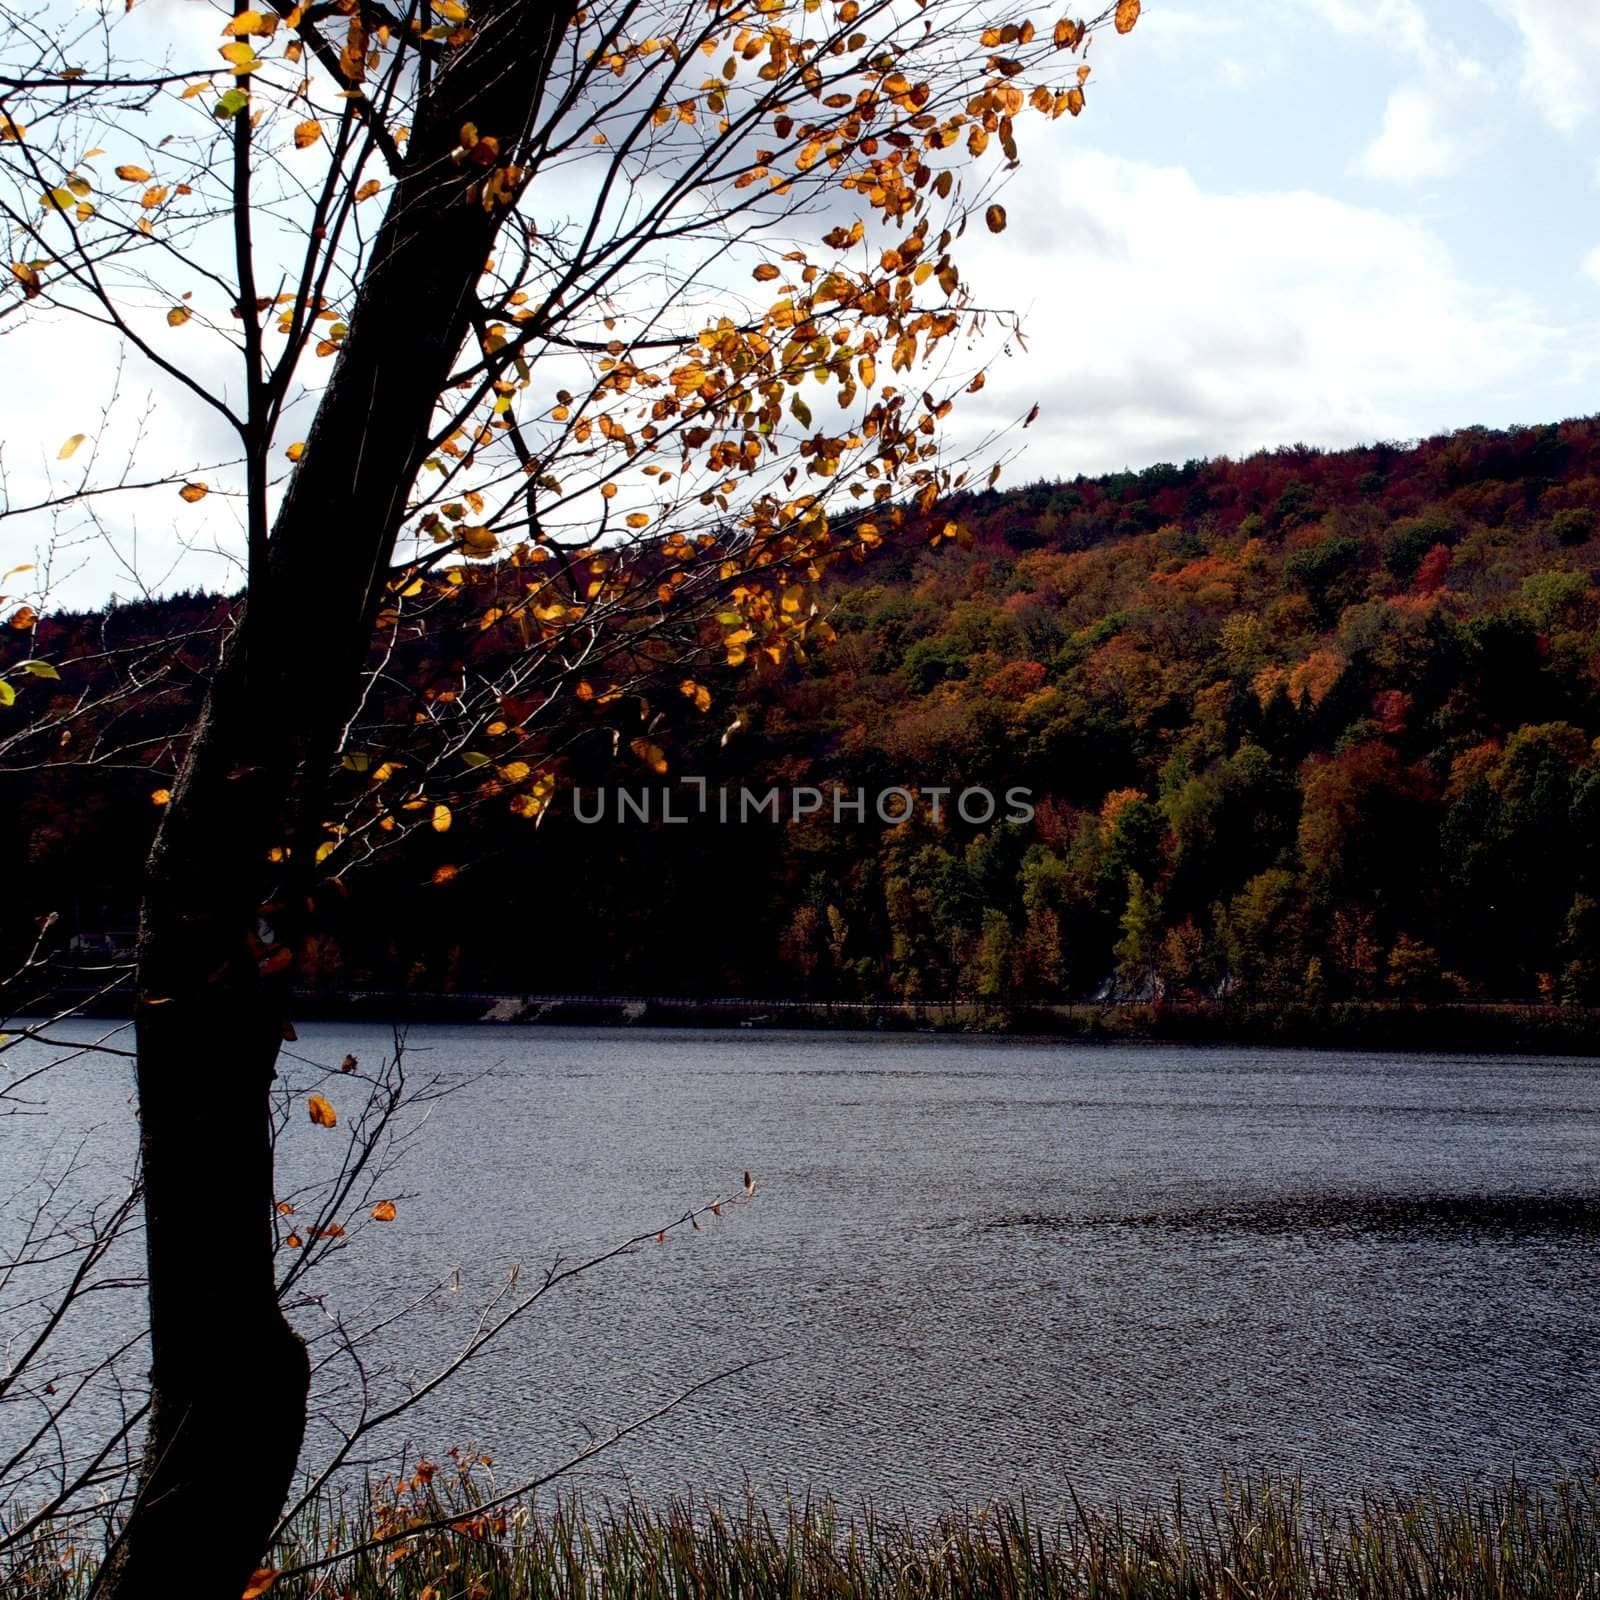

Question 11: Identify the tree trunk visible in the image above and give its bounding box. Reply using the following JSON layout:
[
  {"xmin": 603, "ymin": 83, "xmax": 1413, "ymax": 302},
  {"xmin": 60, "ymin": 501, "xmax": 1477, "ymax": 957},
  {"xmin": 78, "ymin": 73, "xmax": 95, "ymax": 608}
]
[{"xmin": 103, "ymin": 10, "xmax": 566, "ymax": 1595}]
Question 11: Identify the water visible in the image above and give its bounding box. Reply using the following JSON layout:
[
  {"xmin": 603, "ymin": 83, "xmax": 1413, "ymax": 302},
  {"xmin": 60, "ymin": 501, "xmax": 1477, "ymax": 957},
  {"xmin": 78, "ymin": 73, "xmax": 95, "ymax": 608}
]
[{"xmin": 4, "ymin": 1023, "xmax": 1600, "ymax": 1513}]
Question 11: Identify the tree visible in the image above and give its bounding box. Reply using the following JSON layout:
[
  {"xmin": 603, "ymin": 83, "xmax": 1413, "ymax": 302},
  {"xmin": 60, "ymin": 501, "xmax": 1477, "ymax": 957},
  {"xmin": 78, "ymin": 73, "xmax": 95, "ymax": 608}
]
[{"xmin": 0, "ymin": 0, "xmax": 1141, "ymax": 1590}]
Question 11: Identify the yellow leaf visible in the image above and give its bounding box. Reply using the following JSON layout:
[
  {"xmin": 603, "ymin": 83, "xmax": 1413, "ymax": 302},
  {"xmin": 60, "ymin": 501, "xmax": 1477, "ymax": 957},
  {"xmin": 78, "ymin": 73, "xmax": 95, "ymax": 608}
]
[
  {"xmin": 371, "ymin": 1199, "xmax": 398, "ymax": 1221},
  {"xmin": 985, "ymin": 203, "xmax": 1007, "ymax": 234},
  {"xmin": 0, "ymin": 115, "xmax": 24, "ymax": 142},
  {"xmin": 178, "ymin": 481, "xmax": 208, "ymax": 502},
  {"xmin": 242, "ymin": 1568, "xmax": 278, "ymax": 1599},
  {"xmin": 219, "ymin": 41, "xmax": 258, "ymax": 69},
  {"xmin": 114, "ymin": 163, "xmax": 152, "ymax": 182},
  {"xmin": 57, "ymin": 432, "xmax": 86, "ymax": 460},
  {"xmin": 431, "ymin": 803, "xmax": 452, "ymax": 833},
  {"xmin": 630, "ymin": 738, "xmax": 668, "ymax": 775},
  {"xmin": 285, "ymin": 441, "xmax": 305, "ymax": 461},
  {"xmin": 624, "ymin": 511, "xmax": 650, "ymax": 529},
  {"xmin": 223, "ymin": 9, "xmax": 272, "ymax": 36},
  {"xmin": 307, "ymin": 1094, "xmax": 337, "ymax": 1128},
  {"xmin": 292, "ymin": 120, "xmax": 320, "ymax": 149},
  {"xmin": 354, "ymin": 179, "xmax": 381, "ymax": 202},
  {"xmin": 150, "ymin": 788, "xmax": 171, "ymax": 806},
  {"xmin": 433, "ymin": 0, "xmax": 468, "ymax": 17},
  {"xmin": 1114, "ymin": 0, "xmax": 1140, "ymax": 31},
  {"xmin": 167, "ymin": 305, "xmax": 191, "ymax": 327}
]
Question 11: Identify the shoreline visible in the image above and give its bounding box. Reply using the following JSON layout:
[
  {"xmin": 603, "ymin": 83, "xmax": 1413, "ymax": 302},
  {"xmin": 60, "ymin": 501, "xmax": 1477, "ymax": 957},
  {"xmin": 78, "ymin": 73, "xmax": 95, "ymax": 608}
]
[{"xmin": 47, "ymin": 990, "xmax": 1599, "ymax": 1055}]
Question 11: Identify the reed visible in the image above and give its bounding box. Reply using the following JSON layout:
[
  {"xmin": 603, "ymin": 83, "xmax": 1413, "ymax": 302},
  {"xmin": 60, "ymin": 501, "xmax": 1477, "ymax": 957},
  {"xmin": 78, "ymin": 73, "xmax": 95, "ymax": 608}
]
[{"xmin": 7, "ymin": 1465, "xmax": 1600, "ymax": 1598}]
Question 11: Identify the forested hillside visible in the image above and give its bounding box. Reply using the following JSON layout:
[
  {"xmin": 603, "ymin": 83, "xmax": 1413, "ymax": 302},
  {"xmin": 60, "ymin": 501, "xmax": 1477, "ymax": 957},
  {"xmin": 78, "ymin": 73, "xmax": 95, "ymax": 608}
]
[{"xmin": 10, "ymin": 417, "xmax": 1600, "ymax": 1009}]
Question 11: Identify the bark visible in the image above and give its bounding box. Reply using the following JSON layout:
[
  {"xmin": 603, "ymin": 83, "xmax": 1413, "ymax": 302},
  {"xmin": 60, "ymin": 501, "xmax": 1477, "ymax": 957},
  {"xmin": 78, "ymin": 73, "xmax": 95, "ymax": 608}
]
[{"xmin": 102, "ymin": 9, "xmax": 567, "ymax": 1595}]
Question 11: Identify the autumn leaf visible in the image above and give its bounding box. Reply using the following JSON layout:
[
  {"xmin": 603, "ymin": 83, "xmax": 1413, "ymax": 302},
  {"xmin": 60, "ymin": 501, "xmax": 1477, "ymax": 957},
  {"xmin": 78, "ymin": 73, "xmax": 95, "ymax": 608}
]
[
  {"xmin": 114, "ymin": 163, "xmax": 151, "ymax": 182},
  {"xmin": 167, "ymin": 305, "xmax": 191, "ymax": 327},
  {"xmin": 224, "ymin": 9, "xmax": 274, "ymax": 36},
  {"xmin": 371, "ymin": 1200, "xmax": 397, "ymax": 1221},
  {"xmin": 340, "ymin": 1053, "xmax": 358, "ymax": 1073},
  {"xmin": 242, "ymin": 1566, "xmax": 278, "ymax": 1598},
  {"xmin": 292, "ymin": 120, "xmax": 320, "ymax": 149},
  {"xmin": 57, "ymin": 433, "xmax": 86, "ymax": 460},
  {"xmin": 431, "ymin": 863, "xmax": 459, "ymax": 885},
  {"xmin": 752, "ymin": 262, "xmax": 780, "ymax": 281},
  {"xmin": 307, "ymin": 1094, "xmax": 337, "ymax": 1128},
  {"xmin": 630, "ymin": 738, "xmax": 668, "ymax": 774},
  {"xmin": 285, "ymin": 441, "xmax": 306, "ymax": 461},
  {"xmin": 9, "ymin": 262, "xmax": 41, "ymax": 298},
  {"xmin": 431, "ymin": 803, "xmax": 452, "ymax": 833},
  {"xmin": 178, "ymin": 482, "xmax": 208, "ymax": 502},
  {"xmin": 354, "ymin": 179, "xmax": 381, "ymax": 202},
  {"xmin": 985, "ymin": 203, "xmax": 1007, "ymax": 234},
  {"xmin": 150, "ymin": 788, "xmax": 171, "ymax": 806},
  {"xmin": 1115, "ymin": 0, "xmax": 1141, "ymax": 32},
  {"xmin": 284, "ymin": 1233, "xmax": 302, "ymax": 1250}
]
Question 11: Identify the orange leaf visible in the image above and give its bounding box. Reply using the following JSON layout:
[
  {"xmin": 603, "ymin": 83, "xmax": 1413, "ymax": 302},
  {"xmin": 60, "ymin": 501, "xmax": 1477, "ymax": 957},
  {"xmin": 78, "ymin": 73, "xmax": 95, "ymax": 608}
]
[
  {"xmin": 355, "ymin": 179, "xmax": 381, "ymax": 202},
  {"xmin": 371, "ymin": 1199, "xmax": 397, "ymax": 1221},
  {"xmin": 167, "ymin": 305, "xmax": 191, "ymax": 327},
  {"xmin": 292, "ymin": 120, "xmax": 320, "ymax": 149},
  {"xmin": 178, "ymin": 482, "xmax": 208, "ymax": 502},
  {"xmin": 629, "ymin": 738, "xmax": 668, "ymax": 775},
  {"xmin": 114, "ymin": 164, "xmax": 152, "ymax": 182},
  {"xmin": 751, "ymin": 263, "xmax": 780, "ymax": 281},
  {"xmin": 150, "ymin": 787, "xmax": 171, "ymax": 806},
  {"xmin": 307, "ymin": 1093, "xmax": 337, "ymax": 1128},
  {"xmin": 431, "ymin": 863, "xmax": 459, "ymax": 885},
  {"xmin": 243, "ymin": 1568, "xmax": 278, "ymax": 1597},
  {"xmin": 1115, "ymin": 0, "xmax": 1140, "ymax": 31}
]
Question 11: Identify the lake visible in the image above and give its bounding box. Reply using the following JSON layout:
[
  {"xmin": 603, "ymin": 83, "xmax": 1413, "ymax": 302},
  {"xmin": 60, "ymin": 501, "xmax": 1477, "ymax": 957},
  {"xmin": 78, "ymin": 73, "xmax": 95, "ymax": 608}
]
[{"xmin": 4, "ymin": 1024, "xmax": 1599, "ymax": 1512}]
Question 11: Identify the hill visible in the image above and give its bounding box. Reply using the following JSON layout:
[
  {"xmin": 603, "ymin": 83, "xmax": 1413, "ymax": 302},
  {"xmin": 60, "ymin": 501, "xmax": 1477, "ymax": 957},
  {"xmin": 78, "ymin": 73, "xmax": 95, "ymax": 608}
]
[{"xmin": 8, "ymin": 417, "xmax": 1600, "ymax": 1012}]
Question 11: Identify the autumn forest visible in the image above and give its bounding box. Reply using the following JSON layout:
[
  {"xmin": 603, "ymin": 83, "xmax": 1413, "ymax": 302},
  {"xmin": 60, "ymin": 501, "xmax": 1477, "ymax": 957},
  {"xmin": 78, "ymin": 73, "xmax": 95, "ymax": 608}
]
[{"xmin": 12, "ymin": 415, "xmax": 1600, "ymax": 1016}]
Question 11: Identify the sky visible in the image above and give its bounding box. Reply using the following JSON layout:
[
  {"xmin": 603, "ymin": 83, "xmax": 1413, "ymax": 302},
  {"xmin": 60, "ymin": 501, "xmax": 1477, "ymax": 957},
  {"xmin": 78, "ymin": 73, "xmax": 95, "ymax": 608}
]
[{"xmin": 4, "ymin": 0, "xmax": 1600, "ymax": 605}]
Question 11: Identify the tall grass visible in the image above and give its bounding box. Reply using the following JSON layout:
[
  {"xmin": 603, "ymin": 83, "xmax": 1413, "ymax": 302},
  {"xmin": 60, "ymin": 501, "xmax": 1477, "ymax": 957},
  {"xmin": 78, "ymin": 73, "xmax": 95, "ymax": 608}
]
[{"xmin": 7, "ymin": 1465, "xmax": 1600, "ymax": 1598}]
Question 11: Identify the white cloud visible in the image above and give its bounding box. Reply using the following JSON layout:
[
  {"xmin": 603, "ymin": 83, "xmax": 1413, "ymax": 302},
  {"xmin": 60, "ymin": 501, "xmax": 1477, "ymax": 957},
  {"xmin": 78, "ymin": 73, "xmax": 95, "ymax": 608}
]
[
  {"xmin": 956, "ymin": 149, "xmax": 1563, "ymax": 478},
  {"xmin": 1490, "ymin": 0, "xmax": 1600, "ymax": 132},
  {"xmin": 1355, "ymin": 84, "xmax": 1460, "ymax": 182}
]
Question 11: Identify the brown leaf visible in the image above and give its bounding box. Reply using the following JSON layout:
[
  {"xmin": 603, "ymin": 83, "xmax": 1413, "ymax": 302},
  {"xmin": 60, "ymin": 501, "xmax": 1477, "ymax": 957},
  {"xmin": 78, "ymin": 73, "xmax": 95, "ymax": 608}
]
[
  {"xmin": 985, "ymin": 203, "xmax": 1007, "ymax": 234},
  {"xmin": 1114, "ymin": 0, "xmax": 1140, "ymax": 31},
  {"xmin": 340, "ymin": 1053, "xmax": 358, "ymax": 1073}
]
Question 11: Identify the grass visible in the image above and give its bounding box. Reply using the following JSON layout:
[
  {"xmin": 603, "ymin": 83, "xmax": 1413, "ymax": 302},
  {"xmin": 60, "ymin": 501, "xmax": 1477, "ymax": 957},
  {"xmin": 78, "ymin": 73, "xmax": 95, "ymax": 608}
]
[{"xmin": 7, "ymin": 1464, "xmax": 1600, "ymax": 1597}]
